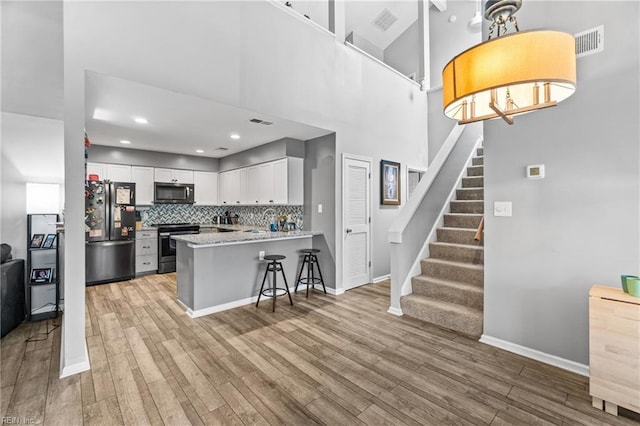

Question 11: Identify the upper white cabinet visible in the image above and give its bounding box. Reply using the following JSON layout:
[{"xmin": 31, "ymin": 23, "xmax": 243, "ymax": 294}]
[
  {"xmin": 87, "ymin": 162, "xmax": 107, "ymax": 180},
  {"xmin": 219, "ymin": 169, "xmax": 241, "ymax": 205},
  {"xmin": 86, "ymin": 162, "xmax": 132, "ymax": 182},
  {"xmin": 242, "ymin": 166, "xmax": 261, "ymax": 204},
  {"xmin": 219, "ymin": 158, "xmax": 303, "ymax": 206},
  {"xmin": 132, "ymin": 166, "xmax": 154, "ymax": 205},
  {"xmin": 154, "ymin": 168, "xmax": 194, "ymax": 184},
  {"xmin": 193, "ymin": 171, "xmax": 218, "ymax": 205},
  {"xmin": 107, "ymin": 164, "xmax": 132, "ymax": 182}
]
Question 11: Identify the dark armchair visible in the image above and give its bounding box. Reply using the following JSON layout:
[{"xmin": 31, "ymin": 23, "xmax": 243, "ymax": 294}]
[{"xmin": 1, "ymin": 244, "xmax": 25, "ymax": 338}]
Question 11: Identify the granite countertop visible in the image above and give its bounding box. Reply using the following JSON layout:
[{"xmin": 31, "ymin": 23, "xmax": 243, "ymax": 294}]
[
  {"xmin": 198, "ymin": 224, "xmax": 255, "ymax": 232},
  {"xmin": 172, "ymin": 229, "xmax": 321, "ymax": 247}
]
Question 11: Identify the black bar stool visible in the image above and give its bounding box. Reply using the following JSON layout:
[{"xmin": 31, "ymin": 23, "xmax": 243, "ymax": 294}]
[
  {"xmin": 294, "ymin": 249, "xmax": 327, "ymax": 297},
  {"xmin": 256, "ymin": 255, "xmax": 293, "ymax": 312}
]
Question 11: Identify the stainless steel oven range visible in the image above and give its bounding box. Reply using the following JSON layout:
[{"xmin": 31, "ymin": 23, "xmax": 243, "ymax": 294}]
[{"xmin": 155, "ymin": 223, "xmax": 200, "ymax": 273}]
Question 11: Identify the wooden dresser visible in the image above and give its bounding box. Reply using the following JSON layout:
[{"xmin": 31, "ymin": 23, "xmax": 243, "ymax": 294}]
[{"xmin": 589, "ymin": 285, "xmax": 640, "ymax": 416}]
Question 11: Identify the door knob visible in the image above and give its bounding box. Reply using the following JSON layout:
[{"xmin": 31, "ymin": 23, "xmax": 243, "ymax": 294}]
[{"xmin": 346, "ymin": 228, "xmax": 352, "ymax": 233}]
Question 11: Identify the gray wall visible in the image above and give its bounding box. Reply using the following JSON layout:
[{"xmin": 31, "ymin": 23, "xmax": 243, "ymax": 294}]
[
  {"xmin": 429, "ymin": 0, "xmax": 480, "ymax": 88},
  {"xmin": 384, "ymin": 20, "xmax": 419, "ymax": 80},
  {"xmin": 1, "ymin": 157, "xmax": 27, "ymax": 260},
  {"xmin": 88, "ymin": 145, "xmax": 219, "ymax": 172},
  {"xmin": 484, "ymin": 1, "xmax": 640, "ymax": 365},
  {"xmin": 304, "ymin": 134, "xmax": 336, "ymax": 288},
  {"xmin": 427, "ymin": 87, "xmax": 459, "ymax": 165},
  {"xmin": 218, "ymin": 138, "xmax": 304, "ymax": 171}
]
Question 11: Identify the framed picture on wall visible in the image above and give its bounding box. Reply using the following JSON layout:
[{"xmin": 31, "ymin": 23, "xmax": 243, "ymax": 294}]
[{"xmin": 381, "ymin": 160, "xmax": 401, "ymax": 205}]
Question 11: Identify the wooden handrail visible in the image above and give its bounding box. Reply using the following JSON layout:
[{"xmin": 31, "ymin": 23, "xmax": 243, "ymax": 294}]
[{"xmin": 474, "ymin": 217, "xmax": 484, "ymax": 241}]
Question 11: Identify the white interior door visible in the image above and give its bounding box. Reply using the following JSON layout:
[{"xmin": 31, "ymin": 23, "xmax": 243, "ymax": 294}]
[{"xmin": 343, "ymin": 156, "xmax": 371, "ymax": 290}]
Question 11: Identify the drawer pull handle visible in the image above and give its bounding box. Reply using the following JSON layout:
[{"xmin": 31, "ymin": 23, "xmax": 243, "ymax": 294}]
[
  {"xmin": 143, "ymin": 246, "xmax": 151, "ymax": 249},
  {"xmin": 143, "ymin": 262, "xmax": 150, "ymax": 265}
]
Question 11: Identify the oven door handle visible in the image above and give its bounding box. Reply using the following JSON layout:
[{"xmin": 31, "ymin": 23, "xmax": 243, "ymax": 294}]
[{"xmin": 159, "ymin": 232, "xmax": 171, "ymax": 237}]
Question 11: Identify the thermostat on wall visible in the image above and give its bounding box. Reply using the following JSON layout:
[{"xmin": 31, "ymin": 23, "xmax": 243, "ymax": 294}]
[{"xmin": 527, "ymin": 164, "xmax": 545, "ymax": 179}]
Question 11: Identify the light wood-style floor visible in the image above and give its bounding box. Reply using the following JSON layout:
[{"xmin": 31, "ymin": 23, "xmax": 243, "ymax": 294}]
[{"xmin": 2, "ymin": 274, "xmax": 639, "ymax": 425}]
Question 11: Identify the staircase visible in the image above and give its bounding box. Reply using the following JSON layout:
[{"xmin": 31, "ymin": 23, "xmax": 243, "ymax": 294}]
[{"xmin": 400, "ymin": 146, "xmax": 484, "ymax": 337}]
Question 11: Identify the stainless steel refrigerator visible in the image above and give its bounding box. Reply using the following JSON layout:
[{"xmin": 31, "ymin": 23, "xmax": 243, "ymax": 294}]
[{"xmin": 85, "ymin": 181, "xmax": 136, "ymax": 285}]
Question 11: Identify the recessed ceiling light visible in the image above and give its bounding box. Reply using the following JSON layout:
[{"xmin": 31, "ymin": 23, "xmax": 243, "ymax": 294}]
[
  {"xmin": 120, "ymin": 140, "xmax": 131, "ymax": 145},
  {"xmin": 133, "ymin": 117, "xmax": 148, "ymax": 124},
  {"xmin": 196, "ymin": 149, "xmax": 204, "ymax": 153},
  {"xmin": 230, "ymin": 133, "xmax": 240, "ymax": 140}
]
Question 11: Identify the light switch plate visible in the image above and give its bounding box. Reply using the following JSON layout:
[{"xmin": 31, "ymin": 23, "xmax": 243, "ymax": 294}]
[
  {"xmin": 494, "ymin": 201, "xmax": 512, "ymax": 217},
  {"xmin": 318, "ymin": 204, "xmax": 323, "ymax": 213}
]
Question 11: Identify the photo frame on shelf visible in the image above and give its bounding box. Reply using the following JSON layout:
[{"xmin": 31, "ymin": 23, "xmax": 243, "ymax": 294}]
[
  {"xmin": 30, "ymin": 234, "xmax": 45, "ymax": 248},
  {"xmin": 380, "ymin": 160, "xmax": 401, "ymax": 205},
  {"xmin": 30, "ymin": 267, "xmax": 53, "ymax": 283},
  {"xmin": 42, "ymin": 234, "xmax": 57, "ymax": 249}
]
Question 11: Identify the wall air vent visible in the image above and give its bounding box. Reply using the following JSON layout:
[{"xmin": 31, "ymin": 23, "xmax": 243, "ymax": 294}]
[
  {"xmin": 372, "ymin": 8, "xmax": 397, "ymax": 32},
  {"xmin": 216, "ymin": 147, "xmax": 229, "ymax": 151},
  {"xmin": 249, "ymin": 118, "xmax": 273, "ymax": 126},
  {"xmin": 575, "ymin": 25, "xmax": 604, "ymax": 58}
]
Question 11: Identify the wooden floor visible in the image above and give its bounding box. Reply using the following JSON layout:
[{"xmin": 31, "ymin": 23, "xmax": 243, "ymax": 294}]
[{"xmin": 2, "ymin": 275, "xmax": 639, "ymax": 426}]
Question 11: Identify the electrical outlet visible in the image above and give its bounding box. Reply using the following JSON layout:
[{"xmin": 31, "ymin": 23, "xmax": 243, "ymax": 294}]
[
  {"xmin": 259, "ymin": 251, "xmax": 265, "ymax": 260},
  {"xmin": 318, "ymin": 204, "xmax": 323, "ymax": 213}
]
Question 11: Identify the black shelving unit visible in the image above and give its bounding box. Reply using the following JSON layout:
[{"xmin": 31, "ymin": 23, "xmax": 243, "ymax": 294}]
[{"xmin": 26, "ymin": 214, "xmax": 60, "ymax": 321}]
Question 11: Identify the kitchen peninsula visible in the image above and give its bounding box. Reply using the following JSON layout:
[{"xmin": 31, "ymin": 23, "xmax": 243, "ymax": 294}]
[{"xmin": 173, "ymin": 229, "xmax": 322, "ymax": 317}]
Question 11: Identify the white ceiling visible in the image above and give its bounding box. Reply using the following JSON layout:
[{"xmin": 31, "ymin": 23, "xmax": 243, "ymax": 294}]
[
  {"xmin": 85, "ymin": 72, "xmax": 332, "ymax": 158},
  {"xmin": 345, "ymin": 1, "xmax": 419, "ymax": 50}
]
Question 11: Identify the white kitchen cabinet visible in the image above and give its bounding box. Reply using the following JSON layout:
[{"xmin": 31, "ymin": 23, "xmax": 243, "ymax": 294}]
[
  {"xmin": 242, "ymin": 166, "xmax": 261, "ymax": 204},
  {"xmin": 86, "ymin": 162, "xmax": 133, "ymax": 182},
  {"xmin": 219, "ymin": 158, "xmax": 303, "ymax": 206},
  {"xmin": 258, "ymin": 158, "xmax": 303, "ymax": 205},
  {"xmin": 194, "ymin": 171, "xmax": 218, "ymax": 205},
  {"xmin": 258, "ymin": 162, "xmax": 274, "ymax": 204},
  {"xmin": 219, "ymin": 169, "xmax": 241, "ymax": 205},
  {"xmin": 272, "ymin": 158, "xmax": 289, "ymax": 204},
  {"xmin": 87, "ymin": 162, "xmax": 107, "ymax": 181},
  {"xmin": 107, "ymin": 164, "xmax": 132, "ymax": 182},
  {"xmin": 132, "ymin": 166, "xmax": 154, "ymax": 205},
  {"xmin": 154, "ymin": 168, "xmax": 194, "ymax": 184}
]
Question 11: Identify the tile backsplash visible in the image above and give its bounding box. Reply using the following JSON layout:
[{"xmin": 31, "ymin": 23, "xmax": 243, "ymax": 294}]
[{"xmin": 141, "ymin": 204, "xmax": 304, "ymax": 229}]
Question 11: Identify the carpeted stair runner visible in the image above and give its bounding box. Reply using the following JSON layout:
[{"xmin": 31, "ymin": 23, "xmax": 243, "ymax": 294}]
[{"xmin": 401, "ymin": 146, "xmax": 484, "ymax": 338}]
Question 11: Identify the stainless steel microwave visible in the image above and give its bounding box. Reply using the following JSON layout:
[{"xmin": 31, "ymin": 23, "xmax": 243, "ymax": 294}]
[{"xmin": 154, "ymin": 182, "xmax": 195, "ymax": 204}]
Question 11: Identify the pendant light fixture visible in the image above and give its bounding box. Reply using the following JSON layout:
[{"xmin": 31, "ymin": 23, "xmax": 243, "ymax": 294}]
[{"xmin": 443, "ymin": 0, "xmax": 576, "ymax": 125}]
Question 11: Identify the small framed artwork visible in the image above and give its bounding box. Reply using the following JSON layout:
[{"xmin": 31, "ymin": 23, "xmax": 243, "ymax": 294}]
[
  {"xmin": 42, "ymin": 234, "xmax": 57, "ymax": 249},
  {"xmin": 31, "ymin": 268, "xmax": 53, "ymax": 283},
  {"xmin": 30, "ymin": 234, "xmax": 45, "ymax": 248},
  {"xmin": 381, "ymin": 160, "xmax": 401, "ymax": 205}
]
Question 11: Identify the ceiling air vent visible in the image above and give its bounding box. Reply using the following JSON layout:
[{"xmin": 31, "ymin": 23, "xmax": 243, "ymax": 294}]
[
  {"xmin": 575, "ymin": 25, "xmax": 604, "ymax": 58},
  {"xmin": 372, "ymin": 8, "xmax": 397, "ymax": 32},
  {"xmin": 249, "ymin": 118, "xmax": 273, "ymax": 126}
]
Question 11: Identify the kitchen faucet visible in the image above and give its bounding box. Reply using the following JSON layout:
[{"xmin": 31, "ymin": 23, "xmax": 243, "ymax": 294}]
[{"xmin": 262, "ymin": 208, "xmax": 278, "ymax": 226}]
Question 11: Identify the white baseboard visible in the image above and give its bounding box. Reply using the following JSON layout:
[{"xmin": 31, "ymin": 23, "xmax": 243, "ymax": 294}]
[
  {"xmin": 325, "ymin": 287, "xmax": 345, "ymax": 296},
  {"xmin": 182, "ymin": 285, "xmax": 339, "ymax": 318},
  {"xmin": 480, "ymin": 335, "xmax": 589, "ymax": 377},
  {"xmin": 387, "ymin": 306, "xmax": 403, "ymax": 316},
  {"xmin": 60, "ymin": 359, "xmax": 91, "ymax": 378},
  {"xmin": 59, "ymin": 339, "xmax": 90, "ymax": 378},
  {"xmin": 373, "ymin": 274, "xmax": 390, "ymax": 283}
]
